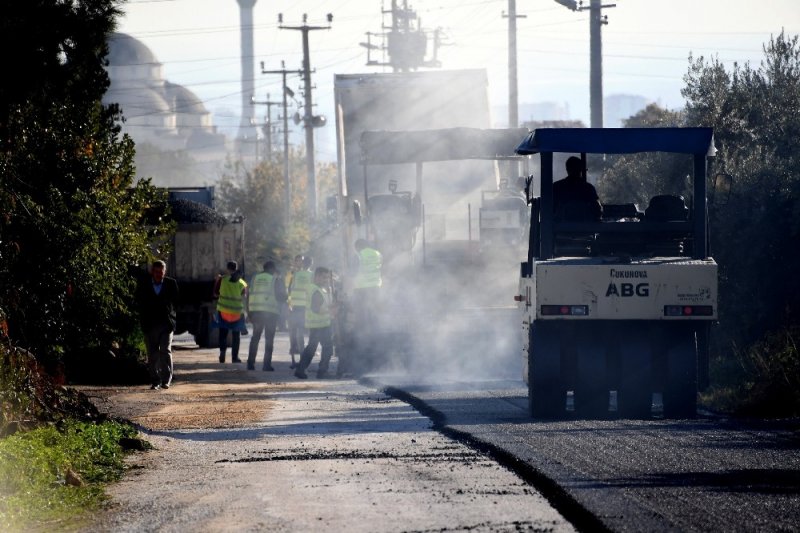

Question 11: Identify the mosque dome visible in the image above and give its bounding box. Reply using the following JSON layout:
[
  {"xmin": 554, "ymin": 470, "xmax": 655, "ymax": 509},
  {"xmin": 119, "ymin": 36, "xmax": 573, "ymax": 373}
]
[
  {"xmin": 107, "ymin": 32, "xmax": 160, "ymax": 67},
  {"xmin": 103, "ymin": 31, "xmax": 225, "ymax": 153},
  {"xmin": 165, "ymin": 81, "xmax": 209, "ymax": 115},
  {"xmin": 112, "ymin": 87, "xmax": 171, "ymax": 115}
]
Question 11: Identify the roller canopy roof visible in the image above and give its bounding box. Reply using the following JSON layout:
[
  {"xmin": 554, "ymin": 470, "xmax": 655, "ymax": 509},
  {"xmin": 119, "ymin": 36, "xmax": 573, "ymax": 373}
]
[
  {"xmin": 360, "ymin": 127, "xmax": 529, "ymax": 164},
  {"xmin": 515, "ymin": 127, "xmax": 716, "ymax": 157}
]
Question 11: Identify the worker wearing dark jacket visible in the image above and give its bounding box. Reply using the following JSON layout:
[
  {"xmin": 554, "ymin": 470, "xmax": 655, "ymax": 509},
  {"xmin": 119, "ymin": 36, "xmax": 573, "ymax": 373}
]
[
  {"xmin": 136, "ymin": 260, "xmax": 179, "ymax": 390},
  {"xmin": 247, "ymin": 261, "xmax": 288, "ymax": 371},
  {"xmin": 553, "ymin": 156, "xmax": 602, "ymax": 221}
]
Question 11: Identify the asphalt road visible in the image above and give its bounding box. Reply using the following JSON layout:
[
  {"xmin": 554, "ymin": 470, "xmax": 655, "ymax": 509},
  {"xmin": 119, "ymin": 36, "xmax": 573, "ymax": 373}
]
[
  {"xmin": 82, "ymin": 332, "xmax": 800, "ymax": 532},
  {"xmin": 370, "ymin": 376, "xmax": 800, "ymax": 532}
]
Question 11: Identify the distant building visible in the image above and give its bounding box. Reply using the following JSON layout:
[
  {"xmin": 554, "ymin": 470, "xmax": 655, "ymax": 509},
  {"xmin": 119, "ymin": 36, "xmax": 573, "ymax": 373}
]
[
  {"xmin": 522, "ymin": 119, "xmax": 586, "ymax": 130},
  {"xmin": 493, "ymin": 101, "xmax": 571, "ymax": 128},
  {"xmin": 604, "ymin": 94, "xmax": 651, "ymax": 128},
  {"xmin": 103, "ymin": 33, "xmax": 227, "ymax": 155}
]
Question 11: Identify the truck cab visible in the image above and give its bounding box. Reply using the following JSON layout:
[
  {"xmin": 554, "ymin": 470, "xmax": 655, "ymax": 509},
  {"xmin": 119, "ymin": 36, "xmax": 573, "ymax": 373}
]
[{"xmin": 516, "ymin": 128, "xmax": 718, "ymax": 419}]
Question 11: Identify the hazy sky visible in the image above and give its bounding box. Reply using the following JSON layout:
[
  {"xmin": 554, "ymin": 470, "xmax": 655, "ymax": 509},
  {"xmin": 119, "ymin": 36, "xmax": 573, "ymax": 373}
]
[{"xmin": 117, "ymin": 0, "xmax": 799, "ymax": 160}]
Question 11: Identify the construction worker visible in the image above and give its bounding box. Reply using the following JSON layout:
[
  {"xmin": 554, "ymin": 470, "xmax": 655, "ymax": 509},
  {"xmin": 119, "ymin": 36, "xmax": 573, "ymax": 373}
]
[
  {"xmin": 352, "ymin": 239, "xmax": 382, "ymax": 370},
  {"xmin": 288, "ymin": 255, "xmax": 313, "ymax": 369},
  {"xmin": 294, "ymin": 267, "xmax": 335, "ymax": 379},
  {"xmin": 247, "ymin": 260, "xmax": 287, "ymax": 371},
  {"xmin": 213, "ymin": 261, "xmax": 248, "ymax": 363}
]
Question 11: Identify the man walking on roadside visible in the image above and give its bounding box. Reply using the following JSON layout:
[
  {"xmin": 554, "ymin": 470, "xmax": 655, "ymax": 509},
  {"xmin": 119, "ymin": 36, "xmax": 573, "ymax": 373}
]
[
  {"xmin": 247, "ymin": 261, "xmax": 287, "ymax": 371},
  {"xmin": 136, "ymin": 260, "xmax": 179, "ymax": 390}
]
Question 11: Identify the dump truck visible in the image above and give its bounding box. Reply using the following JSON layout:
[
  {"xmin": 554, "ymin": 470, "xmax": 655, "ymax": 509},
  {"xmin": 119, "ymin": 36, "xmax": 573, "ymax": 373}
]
[
  {"xmin": 164, "ymin": 187, "xmax": 246, "ymax": 348},
  {"xmin": 515, "ymin": 127, "xmax": 718, "ymax": 419}
]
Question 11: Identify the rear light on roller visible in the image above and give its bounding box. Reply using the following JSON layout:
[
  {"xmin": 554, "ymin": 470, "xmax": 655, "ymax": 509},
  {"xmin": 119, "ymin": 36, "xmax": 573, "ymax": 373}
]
[
  {"xmin": 664, "ymin": 305, "xmax": 713, "ymax": 317},
  {"xmin": 541, "ymin": 305, "xmax": 589, "ymax": 316}
]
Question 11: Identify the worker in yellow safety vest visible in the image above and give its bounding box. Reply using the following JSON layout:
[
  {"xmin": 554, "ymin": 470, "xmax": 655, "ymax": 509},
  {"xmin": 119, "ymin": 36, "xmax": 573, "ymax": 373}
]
[
  {"xmin": 247, "ymin": 261, "xmax": 288, "ymax": 371},
  {"xmin": 214, "ymin": 261, "xmax": 248, "ymax": 363},
  {"xmin": 294, "ymin": 267, "xmax": 335, "ymax": 379},
  {"xmin": 352, "ymin": 239, "xmax": 382, "ymax": 372},
  {"xmin": 288, "ymin": 255, "xmax": 313, "ymax": 368}
]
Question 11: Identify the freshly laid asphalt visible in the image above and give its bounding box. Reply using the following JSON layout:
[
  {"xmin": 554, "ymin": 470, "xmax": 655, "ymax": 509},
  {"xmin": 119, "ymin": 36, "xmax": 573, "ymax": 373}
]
[{"xmin": 369, "ymin": 376, "xmax": 800, "ymax": 532}]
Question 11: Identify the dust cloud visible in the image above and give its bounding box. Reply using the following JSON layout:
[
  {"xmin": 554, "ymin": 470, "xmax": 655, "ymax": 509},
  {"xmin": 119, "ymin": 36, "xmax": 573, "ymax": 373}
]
[
  {"xmin": 323, "ymin": 69, "xmax": 532, "ymax": 383},
  {"xmin": 359, "ymin": 176, "xmax": 529, "ymax": 383}
]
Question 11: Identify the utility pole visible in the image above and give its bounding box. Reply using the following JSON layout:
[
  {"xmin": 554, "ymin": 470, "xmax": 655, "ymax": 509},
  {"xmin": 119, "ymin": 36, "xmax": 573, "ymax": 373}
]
[
  {"xmin": 278, "ymin": 13, "xmax": 332, "ymax": 219},
  {"xmin": 261, "ymin": 60, "xmax": 304, "ymax": 223},
  {"xmin": 503, "ymin": 1, "xmax": 526, "ymax": 178},
  {"xmin": 553, "ymin": 0, "xmax": 615, "ymax": 128},
  {"xmin": 251, "ymin": 93, "xmax": 281, "ymax": 159},
  {"xmin": 502, "ymin": 0, "xmax": 526, "ymax": 129}
]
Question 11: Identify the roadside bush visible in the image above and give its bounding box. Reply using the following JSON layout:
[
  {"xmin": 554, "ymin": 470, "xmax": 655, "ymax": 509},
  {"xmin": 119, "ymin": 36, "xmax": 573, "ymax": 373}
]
[
  {"xmin": 703, "ymin": 323, "xmax": 800, "ymax": 418},
  {"xmin": 1, "ymin": 342, "xmax": 100, "ymax": 436}
]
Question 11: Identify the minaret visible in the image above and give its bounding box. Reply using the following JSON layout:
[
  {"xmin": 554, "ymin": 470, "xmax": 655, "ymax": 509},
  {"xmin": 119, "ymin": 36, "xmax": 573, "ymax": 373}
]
[{"xmin": 237, "ymin": 0, "xmax": 258, "ymax": 141}]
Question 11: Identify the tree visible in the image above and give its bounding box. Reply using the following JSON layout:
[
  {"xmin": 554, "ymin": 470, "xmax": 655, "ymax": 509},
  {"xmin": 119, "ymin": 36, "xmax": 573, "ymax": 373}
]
[
  {"xmin": 679, "ymin": 32, "xmax": 800, "ymax": 415},
  {"xmin": 596, "ymin": 104, "xmax": 689, "ymax": 206},
  {"xmin": 682, "ymin": 32, "xmax": 800, "ymax": 350},
  {"xmin": 215, "ymin": 149, "xmax": 337, "ymax": 270},
  {"xmin": 592, "ymin": 34, "xmax": 800, "ymax": 415},
  {"xmin": 0, "ymin": 1, "xmax": 170, "ymax": 373}
]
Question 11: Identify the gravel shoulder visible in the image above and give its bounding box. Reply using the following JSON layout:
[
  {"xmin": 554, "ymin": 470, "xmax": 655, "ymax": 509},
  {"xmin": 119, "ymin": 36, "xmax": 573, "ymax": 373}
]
[{"xmin": 79, "ymin": 333, "xmax": 575, "ymax": 532}]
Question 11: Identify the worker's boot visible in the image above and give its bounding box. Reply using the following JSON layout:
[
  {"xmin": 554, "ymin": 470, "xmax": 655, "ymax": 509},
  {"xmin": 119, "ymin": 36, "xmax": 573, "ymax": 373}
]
[
  {"xmin": 263, "ymin": 351, "xmax": 274, "ymax": 371},
  {"xmin": 293, "ymin": 357, "xmax": 308, "ymax": 378}
]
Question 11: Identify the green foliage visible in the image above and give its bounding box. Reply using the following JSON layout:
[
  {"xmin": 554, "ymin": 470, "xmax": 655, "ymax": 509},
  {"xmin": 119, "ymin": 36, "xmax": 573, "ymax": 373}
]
[
  {"xmin": 596, "ymin": 104, "xmax": 690, "ymax": 206},
  {"xmin": 702, "ymin": 323, "xmax": 800, "ymax": 418},
  {"xmin": 0, "ymin": 345, "xmax": 33, "ymax": 430},
  {"xmin": 598, "ymin": 32, "xmax": 800, "ymax": 416},
  {"xmin": 0, "ymin": 1, "xmax": 172, "ymax": 370},
  {"xmin": 216, "ymin": 149, "xmax": 338, "ymax": 269},
  {"xmin": 0, "ymin": 419, "xmax": 139, "ymax": 531},
  {"xmin": 682, "ymin": 32, "xmax": 800, "ymax": 356},
  {"xmin": 1, "ymin": 337, "xmax": 142, "ymax": 530},
  {"xmin": 1, "ymin": 341, "xmax": 100, "ymax": 435}
]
